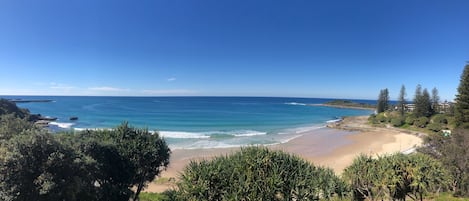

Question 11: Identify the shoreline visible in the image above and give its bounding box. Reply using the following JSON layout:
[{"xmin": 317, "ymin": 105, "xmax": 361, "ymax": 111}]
[{"xmin": 144, "ymin": 115, "xmax": 423, "ymax": 193}]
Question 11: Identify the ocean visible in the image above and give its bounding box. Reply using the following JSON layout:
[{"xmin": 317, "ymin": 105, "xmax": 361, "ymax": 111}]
[{"xmin": 4, "ymin": 96, "xmax": 373, "ymax": 149}]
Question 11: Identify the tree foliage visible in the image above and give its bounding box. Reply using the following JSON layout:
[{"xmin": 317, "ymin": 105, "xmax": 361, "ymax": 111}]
[
  {"xmin": 398, "ymin": 85, "xmax": 407, "ymax": 116},
  {"xmin": 377, "ymin": 89, "xmax": 390, "ymax": 113},
  {"xmin": 455, "ymin": 63, "xmax": 469, "ymax": 128},
  {"xmin": 432, "ymin": 87, "xmax": 440, "ymax": 114},
  {"xmin": 0, "ymin": 130, "xmax": 93, "ymax": 201},
  {"xmin": 0, "ymin": 113, "xmax": 36, "ymax": 142},
  {"xmin": 0, "ymin": 99, "xmax": 30, "ymax": 119},
  {"xmin": 0, "ymin": 120, "xmax": 171, "ymax": 201},
  {"xmin": 419, "ymin": 129, "xmax": 469, "ymax": 196},
  {"xmin": 173, "ymin": 147, "xmax": 346, "ymax": 201},
  {"xmin": 413, "ymin": 85, "xmax": 433, "ymax": 118},
  {"xmin": 343, "ymin": 153, "xmax": 451, "ymax": 201},
  {"xmin": 63, "ymin": 123, "xmax": 171, "ymax": 201}
]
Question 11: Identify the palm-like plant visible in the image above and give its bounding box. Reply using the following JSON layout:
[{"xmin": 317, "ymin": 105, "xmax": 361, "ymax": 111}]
[{"xmin": 174, "ymin": 147, "xmax": 346, "ymax": 201}]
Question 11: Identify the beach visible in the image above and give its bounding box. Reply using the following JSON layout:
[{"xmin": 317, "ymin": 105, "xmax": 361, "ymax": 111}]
[{"xmin": 144, "ymin": 115, "xmax": 423, "ymax": 192}]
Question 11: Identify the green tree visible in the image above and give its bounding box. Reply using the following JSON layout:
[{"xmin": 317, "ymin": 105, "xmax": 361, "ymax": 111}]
[
  {"xmin": 432, "ymin": 87, "xmax": 440, "ymax": 114},
  {"xmin": 0, "ymin": 130, "xmax": 93, "ymax": 201},
  {"xmin": 343, "ymin": 154, "xmax": 383, "ymax": 201},
  {"xmin": 455, "ymin": 63, "xmax": 469, "ymax": 128},
  {"xmin": 174, "ymin": 147, "xmax": 346, "ymax": 200},
  {"xmin": 0, "ymin": 113, "xmax": 36, "ymax": 142},
  {"xmin": 377, "ymin": 88, "xmax": 390, "ymax": 113},
  {"xmin": 413, "ymin": 85, "xmax": 432, "ymax": 117},
  {"xmin": 81, "ymin": 123, "xmax": 171, "ymax": 201},
  {"xmin": 398, "ymin": 85, "xmax": 407, "ymax": 116}
]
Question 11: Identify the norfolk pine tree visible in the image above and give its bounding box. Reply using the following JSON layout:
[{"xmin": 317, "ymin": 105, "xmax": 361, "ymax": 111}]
[
  {"xmin": 455, "ymin": 63, "xmax": 469, "ymax": 128},
  {"xmin": 432, "ymin": 87, "xmax": 440, "ymax": 114},
  {"xmin": 398, "ymin": 85, "xmax": 407, "ymax": 116},
  {"xmin": 413, "ymin": 85, "xmax": 432, "ymax": 117},
  {"xmin": 377, "ymin": 88, "xmax": 390, "ymax": 113}
]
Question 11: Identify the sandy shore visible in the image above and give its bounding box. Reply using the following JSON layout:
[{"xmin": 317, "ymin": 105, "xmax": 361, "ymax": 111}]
[{"xmin": 144, "ymin": 116, "xmax": 423, "ymax": 192}]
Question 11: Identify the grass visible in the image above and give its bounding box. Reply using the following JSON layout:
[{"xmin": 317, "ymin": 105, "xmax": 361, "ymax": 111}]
[
  {"xmin": 429, "ymin": 192, "xmax": 469, "ymax": 201},
  {"xmin": 152, "ymin": 177, "xmax": 175, "ymax": 185},
  {"xmin": 138, "ymin": 192, "xmax": 168, "ymax": 201}
]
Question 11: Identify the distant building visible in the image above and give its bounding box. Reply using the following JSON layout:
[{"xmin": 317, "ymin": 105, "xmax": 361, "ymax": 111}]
[
  {"xmin": 402, "ymin": 102, "xmax": 454, "ymax": 113},
  {"xmin": 405, "ymin": 104, "xmax": 415, "ymax": 112}
]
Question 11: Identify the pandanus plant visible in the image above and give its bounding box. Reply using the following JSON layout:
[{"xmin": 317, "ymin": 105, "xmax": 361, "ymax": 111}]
[{"xmin": 174, "ymin": 146, "xmax": 346, "ymax": 201}]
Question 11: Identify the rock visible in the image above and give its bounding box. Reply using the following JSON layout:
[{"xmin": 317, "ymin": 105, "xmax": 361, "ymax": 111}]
[{"xmin": 70, "ymin": 116, "xmax": 78, "ymax": 121}]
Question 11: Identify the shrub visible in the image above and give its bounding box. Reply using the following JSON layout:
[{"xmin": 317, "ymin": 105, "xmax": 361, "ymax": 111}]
[
  {"xmin": 368, "ymin": 114, "xmax": 377, "ymax": 124},
  {"xmin": 343, "ymin": 153, "xmax": 451, "ymax": 201},
  {"xmin": 391, "ymin": 117, "xmax": 405, "ymax": 127},
  {"xmin": 405, "ymin": 114, "xmax": 417, "ymax": 125},
  {"xmin": 432, "ymin": 114, "xmax": 449, "ymax": 124},
  {"xmin": 415, "ymin": 117, "xmax": 429, "ymax": 128},
  {"xmin": 376, "ymin": 113, "xmax": 387, "ymax": 123},
  {"xmin": 427, "ymin": 123, "xmax": 443, "ymax": 132},
  {"xmin": 174, "ymin": 147, "xmax": 346, "ymax": 200}
]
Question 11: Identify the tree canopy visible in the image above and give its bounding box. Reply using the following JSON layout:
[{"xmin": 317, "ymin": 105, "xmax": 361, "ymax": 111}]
[
  {"xmin": 398, "ymin": 85, "xmax": 407, "ymax": 116},
  {"xmin": 455, "ymin": 63, "xmax": 469, "ymax": 128},
  {"xmin": 413, "ymin": 85, "xmax": 433, "ymax": 117},
  {"xmin": 377, "ymin": 88, "xmax": 389, "ymax": 113}
]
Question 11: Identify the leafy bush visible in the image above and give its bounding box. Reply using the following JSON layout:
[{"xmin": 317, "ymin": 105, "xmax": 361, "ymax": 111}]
[
  {"xmin": 432, "ymin": 114, "xmax": 449, "ymax": 124},
  {"xmin": 0, "ymin": 99, "xmax": 30, "ymax": 119},
  {"xmin": 391, "ymin": 117, "xmax": 405, "ymax": 127},
  {"xmin": 0, "ymin": 122, "xmax": 171, "ymax": 201},
  {"xmin": 343, "ymin": 153, "xmax": 451, "ymax": 201},
  {"xmin": 419, "ymin": 129, "xmax": 469, "ymax": 196},
  {"xmin": 427, "ymin": 123, "xmax": 443, "ymax": 132},
  {"xmin": 173, "ymin": 147, "xmax": 346, "ymax": 201},
  {"xmin": 414, "ymin": 116, "xmax": 429, "ymax": 128},
  {"xmin": 376, "ymin": 113, "xmax": 387, "ymax": 123},
  {"xmin": 368, "ymin": 114, "xmax": 377, "ymax": 124},
  {"xmin": 405, "ymin": 114, "xmax": 417, "ymax": 125}
]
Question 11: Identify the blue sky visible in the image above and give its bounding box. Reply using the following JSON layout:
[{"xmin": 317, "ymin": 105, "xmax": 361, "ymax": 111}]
[{"xmin": 0, "ymin": 0, "xmax": 468, "ymax": 101}]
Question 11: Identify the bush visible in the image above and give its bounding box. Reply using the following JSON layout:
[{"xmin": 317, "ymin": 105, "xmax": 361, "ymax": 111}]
[
  {"xmin": 376, "ymin": 113, "xmax": 387, "ymax": 123},
  {"xmin": 432, "ymin": 114, "xmax": 449, "ymax": 124},
  {"xmin": 391, "ymin": 117, "xmax": 405, "ymax": 127},
  {"xmin": 427, "ymin": 123, "xmax": 443, "ymax": 132},
  {"xmin": 174, "ymin": 147, "xmax": 346, "ymax": 200},
  {"xmin": 343, "ymin": 153, "xmax": 451, "ymax": 201},
  {"xmin": 419, "ymin": 129, "xmax": 469, "ymax": 196},
  {"xmin": 415, "ymin": 117, "xmax": 429, "ymax": 128},
  {"xmin": 368, "ymin": 114, "xmax": 377, "ymax": 124},
  {"xmin": 405, "ymin": 114, "xmax": 417, "ymax": 125}
]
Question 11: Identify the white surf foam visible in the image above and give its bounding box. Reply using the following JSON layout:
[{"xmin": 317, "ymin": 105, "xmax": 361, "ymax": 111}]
[
  {"xmin": 326, "ymin": 118, "xmax": 343, "ymax": 123},
  {"xmin": 232, "ymin": 130, "xmax": 267, "ymax": 137},
  {"xmin": 282, "ymin": 125, "xmax": 325, "ymax": 134},
  {"xmin": 204, "ymin": 130, "xmax": 267, "ymax": 137},
  {"xmin": 73, "ymin": 127, "xmax": 114, "ymax": 132},
  {"xmin": 284, "ymin": 102, "xmax": 307, "ymax": 106},
  {"xmin": 160, "ymin": 131, "xmax": 210, "ymax": 139},
  {"xmin": 49, "ymin": 122, "xmax": 75, "ymax": 129}
]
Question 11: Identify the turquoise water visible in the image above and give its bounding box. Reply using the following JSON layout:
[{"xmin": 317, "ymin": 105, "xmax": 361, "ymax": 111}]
[{"xmin": 6, "ymin": 96, "xmax": 373, "ymax": 149}]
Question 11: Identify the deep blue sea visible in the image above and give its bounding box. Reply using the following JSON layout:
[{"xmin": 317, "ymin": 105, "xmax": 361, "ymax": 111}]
[{"xmin": 4, "ymin": 96, "xmax": 373, "ymax": 149}]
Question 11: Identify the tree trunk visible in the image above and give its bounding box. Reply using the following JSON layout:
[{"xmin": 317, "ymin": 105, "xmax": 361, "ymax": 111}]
[{"xmin": 133, "ymin": 178, "xmax": 145, "ymax": 201}]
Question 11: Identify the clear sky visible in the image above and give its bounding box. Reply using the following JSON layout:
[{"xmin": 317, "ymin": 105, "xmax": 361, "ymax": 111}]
[{"xmin": 0, "ymin": 0, "xmax": 468, "ymax": 101}]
